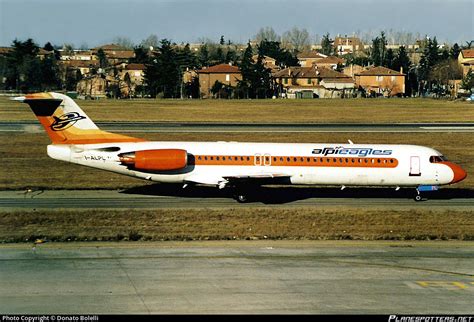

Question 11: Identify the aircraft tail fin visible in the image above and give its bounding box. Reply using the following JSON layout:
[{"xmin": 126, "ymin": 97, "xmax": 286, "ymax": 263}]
[{"xmin": 15, "ymin": 92, "xmax": 144, "ymax": 144}]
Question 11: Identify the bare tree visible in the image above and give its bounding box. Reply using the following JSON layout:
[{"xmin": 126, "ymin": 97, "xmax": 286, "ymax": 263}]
[
  {"xmin": 141, "ymin": 34, "xmax": 159, "ymax": 50},
  {"xmin": 429, "ymin": 59, "xmax": 463, "ymax": 93},
  {"xmin": 112, "ymin": 36, "xmax": 134, "ymax": 49},
  {"xmin": 254, "ymin": 27, "xmax": 280, "ymax": 43},
  {"xmin": 282, "ymin": 27, "xmax": 310, "ymax": 53},
  {"xmin": 78, "ymin": 42, "xmax": 89, "ymax": 50},
  {"xmin": 62, "ymin": 43, "xmax": 75, "ymax": 56}
]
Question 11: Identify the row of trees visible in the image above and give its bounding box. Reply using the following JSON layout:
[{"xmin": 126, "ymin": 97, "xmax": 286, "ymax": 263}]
[
  {"xmin": 0, "ymin": 39, "xmax": 62, "ymax": 92},
  {"xmin": 1, "ymin": 32, "xmax": 472, "ymax": 98},
  {"xmin": 139, "ymin": 38, "xmax": 297, "ymax": 98},
  {"xmin": 343, "ymin": 32, "xmax": 467, "ymax": 97}
]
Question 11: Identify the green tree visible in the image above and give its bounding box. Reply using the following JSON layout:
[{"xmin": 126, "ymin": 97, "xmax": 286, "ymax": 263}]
[
  {"xmin": 320, "ymin": 33, "xmax": 333, "ymax": 56},
  {"xmin": 384, "ymin": 48, "xmax": 395, "ymax": 69},
  {"xmin": 392, "ymin": 46, "xmax": 411, "ymax": 73},
  {"xmin": 239, "ymin": 43, "xmax": 254, "ymax": 81},
  {"xmin": 427, "ymin": 37, "xmax": 440, "ymax": 66},
  {"xmin": 371, "ymin": 32, "xmax": 387, "ymax": 66},
  {"xmin": 44, "ymin": 42, "xmax": 61, "ymax": 60},
  {"xmin": 40, "ymin": 53, "xmax": 61, "ymax": 90},
  {"xmin": 4, "ymin": 38, "xmax": 42, "ymax": 92},
  {"xmin": 417, "ymin": 37, "xmax": 443, "ymax": 95},
  {"xmin": 64, "ymin": 68, "xmax": 82, "ymax": 91},
  {"xmin": 211, "ymin": 46, "xmax": 225, "ymax": 65},
  {"xmin": 132, "ymin": 46, "xmax": 150, "ymax": 64},
  {"xmin": 440, "ymin": 47, "xmax": 450, "ymax": 60},
  {"xmin": 175, "ymin": 43, "xmax": 197, "ymax": 69},
  {"xmin": 144, "ymin": 39, "xmax": 179, "ymax": 98},
  {"xmin": 344, "ymin": 53, "xmax": 370, "ymax": 67},
  {"xmin": 225, "ymin": 49, "xmax": 237, "ymax": 64},
  {"xmin": 238, "ymin": 43, "xmax": 271, "ymax": 99},
  {"xmin": 460, "ymin": 69, "xmax": 474, "ymax": 91},
  {"xmin": 258, "ymin": 40, "xmax": 297, "ymax": 67},
  {"xmin": 450, "ymin": 43, "xmax": 461, "ymax": 59},
  {"xmin": 211, "ymin": 80, "xmax": 224, "ymax": 98},
  {"xmin": 198, "ymin": 44, "xmax": 210, "ymax": 67},
  {"xmin": 97, "ymin": 48, "xmax": 108, "ymax": 69}
]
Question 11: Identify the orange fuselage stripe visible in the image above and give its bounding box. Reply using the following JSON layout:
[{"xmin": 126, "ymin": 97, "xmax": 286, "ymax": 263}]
[{"xmin": 193, "ymin": 155, "xmax": 398, "ymax": 168}]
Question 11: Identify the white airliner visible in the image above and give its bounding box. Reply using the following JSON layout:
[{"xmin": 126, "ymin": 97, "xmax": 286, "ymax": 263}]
[{"xmin": 15, "ymin": 92, "xmax": 467, "ymax": 202}]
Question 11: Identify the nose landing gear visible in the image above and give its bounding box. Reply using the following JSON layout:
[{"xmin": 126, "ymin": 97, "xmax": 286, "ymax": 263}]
[{"xmin": 414, "ymin": 185, "xmax": 439, "ymax": 202}]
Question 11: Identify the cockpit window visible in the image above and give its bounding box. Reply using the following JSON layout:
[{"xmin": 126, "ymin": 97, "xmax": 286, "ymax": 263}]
[{"xmin": 429, "ymin": 155, "xmax": 447, "ymax": 163}]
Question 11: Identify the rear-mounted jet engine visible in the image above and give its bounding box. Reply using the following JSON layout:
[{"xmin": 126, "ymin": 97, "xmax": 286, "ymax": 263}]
[{"xmin": 119, "ymin": 149, "xmax": 187, "ymax": 171}]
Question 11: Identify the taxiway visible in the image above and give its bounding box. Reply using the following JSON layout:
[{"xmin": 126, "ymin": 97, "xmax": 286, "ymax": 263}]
[{"xmin": 0, "ymin": 241, "xmax": 472, "ymax": 314}]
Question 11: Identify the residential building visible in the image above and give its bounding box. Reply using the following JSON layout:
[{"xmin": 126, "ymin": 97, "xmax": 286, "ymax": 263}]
[
  {"xmin": 273, "ymin": 65, "xmax": 355, "ymax": 98},
  {"xmin": 313, "ymin": 56, "xmax": 346, "ymax": 70},
  {"xmin": 60, "ymin": 50, "xmax": 96, "ymax": 61},
  {"xmin": 0, "ymin": 47, "xmax": 11, "ymax": 57},
  {"xmin": 343, "ymin": 64, "xmax": 365, "ymax": 78},
  {"xmin": 116, "ymin": 63, "xmax": 146, "ymax": 97},
  {"xmin": 458, "ymin": 49, "xmax": 474, "ymax": 77},
  {"xmin": 197, "ymin": 63, "xmax": 242, "ymax": 98},
  {"xmin": 334, "ymin": 36, "xmax": 364, "ymax": 55},
  {"xmin": 76, "ymin": 74, "xmax": 112, "ymax": 99},
  {"xmin": 60, "ymin": 60, "xmax": 99, "ymax": 76},
  {"xmin": 252, "ymin": 55, "xmax": 278, "ymax": 70},
  {"xmin": 354, "ymin": 66, "xmax": 405, "ymax": 97},
  {"xmin": 297, "ymin": 51, "xmax": 327, "ymax": 67},
  {"xmin": 92, "ymin": 44, "xmax": 135, "ymax": 65},
  {"xmin": 0, "ymin": 47, "xmax": 53, "ymax": 60}
]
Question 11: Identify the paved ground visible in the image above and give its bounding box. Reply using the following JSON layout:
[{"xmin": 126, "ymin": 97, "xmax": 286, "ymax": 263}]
[
  {"xmin": 0, "ymin": 187, "xmax": 473, "ymax": 210},
  {"xmin": 1, "ymin": 121, "xmax": 474, "ymax": 133},
  {"xmin": 0, "ymin": 241, "xmax": 472, "ymax": 314}
]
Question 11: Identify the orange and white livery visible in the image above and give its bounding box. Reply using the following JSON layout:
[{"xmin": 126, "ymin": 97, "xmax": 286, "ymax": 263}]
[{"xmin": 16, "ymin": 92, "xmax": 467, "ymax": 202}]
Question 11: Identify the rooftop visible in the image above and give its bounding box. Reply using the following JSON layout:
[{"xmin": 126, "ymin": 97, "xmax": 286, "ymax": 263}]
[
  {"xmin": 274, "ymin": 66, "xmax": 352, "ymax": 80},
  {"xmin": 461, "ymin": 49, "xmax": 474, "ymax": 59},
  {"xmin": 197, "ymin": 63, "xmax": 241, "ymax": 74},
  {"xmin": 297, "ymin": 51, "xmax": 327, "ymax": 59},
  {"xmin": 355, "ymin": 66, "xmax": 405, "ymax": 76}
]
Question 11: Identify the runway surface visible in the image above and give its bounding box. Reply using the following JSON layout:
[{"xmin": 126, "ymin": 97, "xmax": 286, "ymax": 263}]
[
  {"xmin": 2, "ymin": 121, "xmax": 474, "ymax": 133},
  {"xmin": 0, "ymin": 241, "xmax": 472, "ymax": 314},
  {"xmin": 1, "ymin": 186, "xmax": 473, "ymax": 210}
]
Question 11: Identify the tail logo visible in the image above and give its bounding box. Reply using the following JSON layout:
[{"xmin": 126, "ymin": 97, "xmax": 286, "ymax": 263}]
[{"xmin": 51, "ymin": 112, "xmax": 86, "ymax": 131}]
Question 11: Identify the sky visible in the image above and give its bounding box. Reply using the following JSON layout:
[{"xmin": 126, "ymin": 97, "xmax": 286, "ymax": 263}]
[{"xmin": 0, "ymin": 0, "xmax": 472, "ymax": 47}]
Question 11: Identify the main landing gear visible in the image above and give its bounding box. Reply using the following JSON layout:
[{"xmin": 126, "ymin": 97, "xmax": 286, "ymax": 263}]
[
  {"xmin": 233, "ymin": 193, "xmax": 249, "ymax": 203},
  {"xmin": 231, "ymin": 184, "xmax": 255, "ymax": 203}
]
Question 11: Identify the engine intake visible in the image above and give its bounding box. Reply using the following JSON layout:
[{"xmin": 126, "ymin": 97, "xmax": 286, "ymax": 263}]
[{"xmin": 119, "ymin": 149, "xmax": 187, "ymax": 171}]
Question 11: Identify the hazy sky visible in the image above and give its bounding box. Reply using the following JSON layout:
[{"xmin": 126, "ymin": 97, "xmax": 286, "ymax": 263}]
[{"xmin": 0, "ymin": 0, "xmax": 472, "ymax": 47}]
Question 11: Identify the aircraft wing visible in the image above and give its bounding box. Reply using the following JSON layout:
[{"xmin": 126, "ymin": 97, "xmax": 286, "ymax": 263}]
[
  {"xmin": 184, "ymin": 173, "xmax": 291, "ymax": 188},
  {"xmin": 222, "ymin": 173, "xmax": 292, "ymax": 186}
]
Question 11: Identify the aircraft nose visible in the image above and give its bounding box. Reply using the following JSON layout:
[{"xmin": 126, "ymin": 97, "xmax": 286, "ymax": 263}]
[{"xmin": 445, "ymin": 162, "xmax": 467, "ymax": 184}]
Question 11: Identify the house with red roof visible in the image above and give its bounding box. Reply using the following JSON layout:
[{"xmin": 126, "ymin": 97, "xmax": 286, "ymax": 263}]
[
  {"xmin": 297, "ymin": 51, "xmax": 327, "ymax": 67},
  {"xmin": 273, "ymin": 65, "xmax": 355, "ymax": 98},
  {"xmin": 92, "ymin": 44, "xmax": 135, "ymax": 65},
  {"xmin": 354, "ymin": 66, "xmax": 405, "ymax": 97},
  {"xmin": 196, "ymin": 63, "xmax": 242, "ymax": 98},
  {"xmin": 458, "ymin": 49, "xmax": 474, "ymax": 77}
]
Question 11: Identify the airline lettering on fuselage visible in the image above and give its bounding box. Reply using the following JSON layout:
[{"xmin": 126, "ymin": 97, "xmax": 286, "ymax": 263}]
[{"xmin": 312, "ymin": 147, "xmax": 393, "ymax": 157}]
